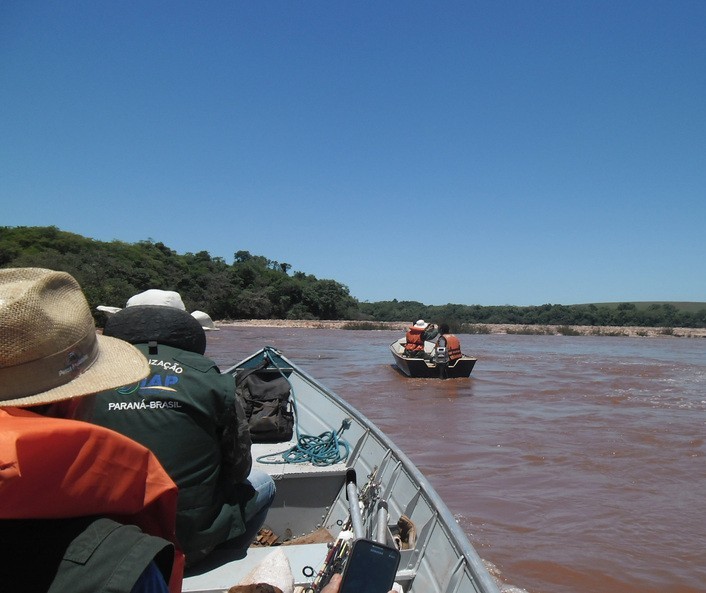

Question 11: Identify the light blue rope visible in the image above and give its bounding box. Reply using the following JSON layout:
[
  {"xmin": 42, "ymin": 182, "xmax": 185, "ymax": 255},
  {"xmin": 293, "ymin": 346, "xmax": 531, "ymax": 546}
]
[
  {"xmin": 255, "ymin": 347, "xmax": 351, "ymax": 466},
  {"xmin": 257, "ymin": 418, "xmax": 351, "ymax": 466}
]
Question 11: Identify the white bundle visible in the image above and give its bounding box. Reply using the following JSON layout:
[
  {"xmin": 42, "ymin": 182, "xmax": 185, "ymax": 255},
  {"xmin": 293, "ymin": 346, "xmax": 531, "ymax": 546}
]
[{"xmin": 238, "ymin": 549, "xmax": 294, "ymax": 593}]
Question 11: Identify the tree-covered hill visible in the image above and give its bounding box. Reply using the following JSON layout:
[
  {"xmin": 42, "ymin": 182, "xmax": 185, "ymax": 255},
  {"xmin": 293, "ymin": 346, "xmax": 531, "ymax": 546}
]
[
  {"xmin": 2, "ymin": 226, "xmax": 705, "ymax": 329},
  {"xmin": 0, "ymin": 226, "xmax": 359, "ymax": 322}
]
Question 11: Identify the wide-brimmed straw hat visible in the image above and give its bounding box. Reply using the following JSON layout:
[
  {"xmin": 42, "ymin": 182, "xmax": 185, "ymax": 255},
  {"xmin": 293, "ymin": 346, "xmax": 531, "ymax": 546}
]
[{"xmin": 0, "ymin": 268, "xmax": 150, "ymax": 407}]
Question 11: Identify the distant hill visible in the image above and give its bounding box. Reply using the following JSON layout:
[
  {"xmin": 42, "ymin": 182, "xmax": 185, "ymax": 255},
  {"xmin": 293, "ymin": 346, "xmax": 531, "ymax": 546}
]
[{"xmin": 0, "ymin": 225, "xmax": 360, "ymax": 322}]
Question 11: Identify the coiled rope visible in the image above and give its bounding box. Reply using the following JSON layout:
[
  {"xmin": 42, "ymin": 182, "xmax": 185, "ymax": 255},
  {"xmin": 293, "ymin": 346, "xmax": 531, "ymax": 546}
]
[{"xmin": 255, "ymin": 347, "xmax": 351, "ymax": 466}]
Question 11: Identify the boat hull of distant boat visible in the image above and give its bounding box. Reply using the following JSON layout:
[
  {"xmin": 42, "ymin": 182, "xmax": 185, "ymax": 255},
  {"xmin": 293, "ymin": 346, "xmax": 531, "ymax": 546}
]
[{"xmin": 390, "ymin": 338, "xmax": 477, "ymax": 378}]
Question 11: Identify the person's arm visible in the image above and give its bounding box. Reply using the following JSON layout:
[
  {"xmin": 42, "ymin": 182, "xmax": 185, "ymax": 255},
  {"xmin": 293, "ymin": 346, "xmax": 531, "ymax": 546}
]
[
  {"xmin": 220, "ymin": 387, "xmax": 253, "ymax": 483},
  {"xmin": 320, "ymin": 573, "xmax": 343, "ymax": 593},
  {"xmin": 232, "ymin": 391, "xmax": 253, "ymax": 479},
  {"xmin": 423, "ymin": 325, "xmax": 439, "ymax": 341}
]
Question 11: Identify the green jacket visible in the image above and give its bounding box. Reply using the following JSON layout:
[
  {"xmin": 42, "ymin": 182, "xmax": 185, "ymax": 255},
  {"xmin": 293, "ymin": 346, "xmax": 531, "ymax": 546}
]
[
  {"xmin": 5, "ymin": 517, "xmax": 173, "ymax": 593},
  {"xmin": 91, "ymin": 343, "xmax": 254, "ymax": 558}
]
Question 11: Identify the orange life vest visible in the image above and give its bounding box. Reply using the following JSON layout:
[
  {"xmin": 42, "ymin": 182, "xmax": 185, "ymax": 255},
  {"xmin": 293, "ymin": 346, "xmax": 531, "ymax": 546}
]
[
  {"xmin": 439, "ymin": 334, "xmax": 463, "ymax": 360},
  {"xmin": 0, "ymin": 406, "xmax": 184, "ymax": 592},
  {"xmin": 404, "ymin": 326, "xmax": 426, "ymax": 351}
]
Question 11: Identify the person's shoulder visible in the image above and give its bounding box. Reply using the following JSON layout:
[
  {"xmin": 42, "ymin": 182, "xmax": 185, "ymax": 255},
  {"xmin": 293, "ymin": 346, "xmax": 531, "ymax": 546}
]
[{"xmin": 172, "ymin": 349, "xmax": 222, "ymax": 373}]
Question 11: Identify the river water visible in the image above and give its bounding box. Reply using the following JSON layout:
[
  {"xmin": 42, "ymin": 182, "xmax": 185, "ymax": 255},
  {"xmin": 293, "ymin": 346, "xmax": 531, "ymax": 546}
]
[{"xmin": 204, "ymin": 327, "xmax": 706, "ymax": 593}]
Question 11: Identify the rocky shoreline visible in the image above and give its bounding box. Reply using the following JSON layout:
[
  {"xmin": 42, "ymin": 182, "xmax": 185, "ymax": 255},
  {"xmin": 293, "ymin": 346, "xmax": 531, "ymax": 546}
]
[{"xmin": 219, "ymin": 319, "xmax": 706, "ymax": 339}]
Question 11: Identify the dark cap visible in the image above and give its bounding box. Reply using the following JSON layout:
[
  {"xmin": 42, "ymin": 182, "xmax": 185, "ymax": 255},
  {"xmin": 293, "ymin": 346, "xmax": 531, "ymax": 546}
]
[{"xmin": 104, "ymin": 305, "xmax": 207, "ymax": 355}]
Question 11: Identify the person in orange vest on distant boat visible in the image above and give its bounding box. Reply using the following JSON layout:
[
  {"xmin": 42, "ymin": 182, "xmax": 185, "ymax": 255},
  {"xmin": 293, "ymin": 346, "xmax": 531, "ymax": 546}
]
[
  {"xmin": 433, "ymin": 323, "xmax": 463, "ymax": 379},
  {"xmin": 404, "ymin": 319, "xmax": 438, "ymax": 357},
  {"xmin": 436, "ymin": 323, "xmax": 463, "ymax": 361}
]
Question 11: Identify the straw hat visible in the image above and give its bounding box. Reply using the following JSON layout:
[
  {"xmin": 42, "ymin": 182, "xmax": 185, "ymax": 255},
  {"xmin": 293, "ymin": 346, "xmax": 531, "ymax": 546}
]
[
  {"xmin": 414, "ymin": 319, "xmax": 428, "ymax": 328},
  {"xmin": 0, "ymin": 268, "xmax": 150, "ymax": 407}
]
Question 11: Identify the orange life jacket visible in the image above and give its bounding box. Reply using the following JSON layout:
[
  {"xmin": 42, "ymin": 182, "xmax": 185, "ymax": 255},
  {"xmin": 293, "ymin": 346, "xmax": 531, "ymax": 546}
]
[
  {"xmin": 0, "ymin": 406, "xmax": 184, "ymax": 592},
  {"xmin": 404, "ymin": 326, "xmax": 426, "ymax": 351},
  {"xmin": 440, "ymin": 334, "xmax": 463, "ymax": 360}
]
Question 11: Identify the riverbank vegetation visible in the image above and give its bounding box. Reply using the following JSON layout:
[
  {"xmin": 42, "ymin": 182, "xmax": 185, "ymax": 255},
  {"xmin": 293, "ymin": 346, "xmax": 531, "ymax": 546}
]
[
  {"xmin": 359, "ymin": 299, "xmax": 706, "ymax": 329},
  {"xmin": 2, "ymin": 226, "xmax": 705, "ymax": 330}
]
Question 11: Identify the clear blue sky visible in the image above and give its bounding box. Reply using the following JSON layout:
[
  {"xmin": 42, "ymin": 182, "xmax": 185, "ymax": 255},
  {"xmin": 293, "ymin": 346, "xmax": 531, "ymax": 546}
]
[{"xmin": 2, "ymin": 1, "xmax": 704, "ymax": 306}]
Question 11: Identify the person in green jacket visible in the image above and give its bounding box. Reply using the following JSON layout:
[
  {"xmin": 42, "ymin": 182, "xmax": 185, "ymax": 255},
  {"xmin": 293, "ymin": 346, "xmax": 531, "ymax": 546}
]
[{"xmin": 89, "ymin": 304, "xmax": 276, "ymax": 566}]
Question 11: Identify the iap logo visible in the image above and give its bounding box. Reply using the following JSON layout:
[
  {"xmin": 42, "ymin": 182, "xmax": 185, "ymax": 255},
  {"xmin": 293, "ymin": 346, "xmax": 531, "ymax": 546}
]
[{"xmin": 117, "ymin": 372, "xmax": 179, "ymax": 395}]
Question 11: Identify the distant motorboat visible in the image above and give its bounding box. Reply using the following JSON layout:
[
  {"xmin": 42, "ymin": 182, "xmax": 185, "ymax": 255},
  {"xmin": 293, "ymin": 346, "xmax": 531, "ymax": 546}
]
[{"xmin": 390, "ymin": 338, "xmax": 477, "ymax": 378}]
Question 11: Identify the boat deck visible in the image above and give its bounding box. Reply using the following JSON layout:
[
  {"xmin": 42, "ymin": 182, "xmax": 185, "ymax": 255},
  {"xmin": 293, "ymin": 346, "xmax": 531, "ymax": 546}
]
[{"xmin": 182, "ymin": 438, "xmax": 348, "ymax": 592}]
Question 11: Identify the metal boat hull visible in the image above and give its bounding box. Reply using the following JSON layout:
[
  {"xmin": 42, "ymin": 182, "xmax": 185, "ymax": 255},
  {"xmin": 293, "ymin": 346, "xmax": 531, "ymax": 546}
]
[
  {"xmin": 182, "ymin": 347, "xmax": 496, "ymax": 593},
  {"xmin": 390, "ymin": 340, "xmax": 477, "ymax": 378}
]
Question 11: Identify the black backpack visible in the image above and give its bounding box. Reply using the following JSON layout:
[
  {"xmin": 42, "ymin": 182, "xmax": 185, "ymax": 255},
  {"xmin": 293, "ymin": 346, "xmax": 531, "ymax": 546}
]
[{"xmin": 236, "ymin": 367, "xmax": 294, "ymax": 443}]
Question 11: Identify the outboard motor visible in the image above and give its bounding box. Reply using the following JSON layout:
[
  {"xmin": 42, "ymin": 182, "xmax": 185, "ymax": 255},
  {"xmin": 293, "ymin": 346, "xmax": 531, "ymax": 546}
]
[
  {"xmin": 434, "ymin": 345, "xmax": 449, "ymax": 365},
  {"xmin": 435, "ymin": 337, "xmax": 449, "ymax": 379}
]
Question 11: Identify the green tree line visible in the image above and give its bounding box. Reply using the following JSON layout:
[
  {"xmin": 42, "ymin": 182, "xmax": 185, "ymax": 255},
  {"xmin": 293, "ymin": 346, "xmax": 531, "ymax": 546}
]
[
  {"xmin": 0, "ymin": 226, "xmax": 358, "ymax": 322},
  {"xmin": 2, "ymin": 226, "xmax": 704, "ymax": 329},
  {"xmin": 359, "ymin": 300, "xmax": 706, "ymax": 330}
]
